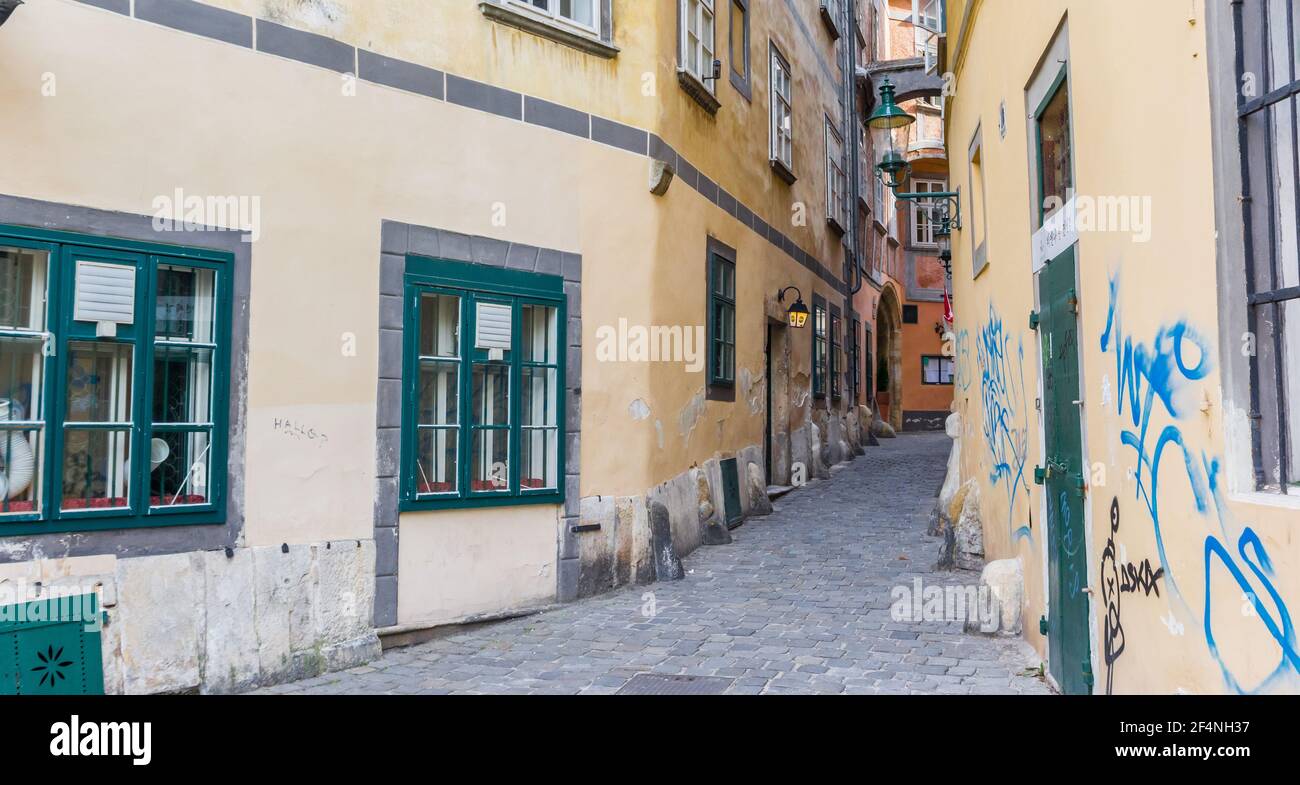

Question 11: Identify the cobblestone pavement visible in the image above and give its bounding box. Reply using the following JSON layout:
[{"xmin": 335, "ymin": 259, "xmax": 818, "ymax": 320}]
[{"xmin": 258, "ymin": 432, "xmax": 1054, "ymax": 695}]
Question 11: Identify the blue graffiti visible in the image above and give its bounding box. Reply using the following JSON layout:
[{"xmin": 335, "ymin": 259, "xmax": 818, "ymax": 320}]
[
  {"xmin": 1100, "ymin": 275, "xmax": 1211, "ymax": 602},
  {"xmin": 1060, "ymin": 490, "xmax": 1083, "ymax": 598},
  {"xmin": 1102, "ymin": 275, "xmax": 1298, "ymax": 694},
  {"xmin": 977, "ymin": 304, "xmax": 1032, "ymax": 542},
  {"xmin": 954, "ymin": 328, "xmax": 973, "ymax": 393},
  {"xmin": 1202, "ymin": 461, "xmax": 1300, "ymax": 694}
]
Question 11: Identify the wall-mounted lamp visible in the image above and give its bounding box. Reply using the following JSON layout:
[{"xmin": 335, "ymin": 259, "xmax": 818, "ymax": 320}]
[
  {"xmin": 778, "ymin": 286, "xmax": 811, "ymax": 329},
  {"xmin": 868, "ymin": 76, "xmax": 963, "ymax": 233},
  {"xmin": 700, "ymin": 59, "xmax": 723, "ymax": 84},
  {"xmin": 0, "ymin": 0, "xmax": 24, "ymax": 28}
]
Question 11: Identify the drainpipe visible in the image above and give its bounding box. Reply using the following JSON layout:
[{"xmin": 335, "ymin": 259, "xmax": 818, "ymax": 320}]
[{"xmin": 846, "ymin": 0, "xmax": 865, "ymax": 299}]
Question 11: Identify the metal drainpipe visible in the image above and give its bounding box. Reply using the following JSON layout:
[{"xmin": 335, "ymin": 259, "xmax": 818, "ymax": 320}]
[{"xmin": 846, "ymin": 0, "xmax": 865, "ymax": 298}]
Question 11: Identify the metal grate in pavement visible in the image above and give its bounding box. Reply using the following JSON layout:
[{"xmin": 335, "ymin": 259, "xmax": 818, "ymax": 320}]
[{"xmin": 616, "ymin": 673, "xmax": 734, "ymax": 696}]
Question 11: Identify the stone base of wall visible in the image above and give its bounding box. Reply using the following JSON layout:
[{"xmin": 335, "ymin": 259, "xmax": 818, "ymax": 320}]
[
  {"xmin": 0, "ymin": 539, "xmax": 380, "ymax": 694},
  {"xmin": 565, "ymin": 406, "xmax": 864, "ymax": 600},
  {"xmin": 903, "ymin": 410, "xmax": 950, "ymax": 432}
]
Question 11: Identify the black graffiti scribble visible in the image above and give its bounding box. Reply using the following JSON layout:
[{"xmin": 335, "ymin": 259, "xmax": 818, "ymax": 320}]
[
  {"xmin": 1120, "ymin": 559, "xmax": 1165, "ymax": 597},
  {"xmin": 1100, "ymin": 498, "xmax": 1125, "ymax": 695},
  {"xmin": 1099, "ymin": 498, "xmax": 1166, "ymax": 694}
]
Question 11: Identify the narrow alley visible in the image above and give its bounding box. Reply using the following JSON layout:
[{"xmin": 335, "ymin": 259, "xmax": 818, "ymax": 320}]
[{"xmin": 259, "ymin": 434, "xmax": 1051, "ymax": 696}]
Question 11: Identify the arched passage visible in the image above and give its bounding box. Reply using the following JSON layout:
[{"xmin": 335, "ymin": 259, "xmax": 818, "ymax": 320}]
[{"xmin": 875, "ymin": 284, "xmax": 905, "ymax": 432}]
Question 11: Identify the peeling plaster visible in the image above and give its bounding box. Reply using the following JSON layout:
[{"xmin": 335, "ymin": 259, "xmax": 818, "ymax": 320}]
[
  {"xmin": 677, "ymin": 388, "xmax": 707, "ymax": 446},
  {"xmin": 263, "ymin": 0, "xmax": 346, "ymax": 35},
  {"xmin": 628, "ymin": 398, "xmax": 651, "ymax": 421}
]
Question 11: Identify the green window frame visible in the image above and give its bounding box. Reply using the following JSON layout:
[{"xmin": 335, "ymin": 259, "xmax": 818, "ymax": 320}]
[
  {"xmin": 921, "ymin": 354, "xmax": 955, "ymax": 386},
  {"xmin": 0, "ymin": 226, "xmax": 233, "ymax": 536},
  {"xmin": 812, "ymin": 297, "xmax": 827, "ymax": 399},
  {"xmin": 399, "ymin": 256, "xmax": 566, "ymax": 511},
  {"xmin": 829, "ymin": 308, "xmax": 843, "ymax": 400},
  {"xmin": 707, "ymin": 242, "xmax": 736, "ymax": 393}
]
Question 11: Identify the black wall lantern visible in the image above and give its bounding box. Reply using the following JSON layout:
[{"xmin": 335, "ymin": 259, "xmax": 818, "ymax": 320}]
[
  {"xmin": 778, "ymin": 287, "xmax": 810, "ymax": 329},
  {"xmin": 701, "ymin": 59, "xmax": 723, "ymax": 84}
]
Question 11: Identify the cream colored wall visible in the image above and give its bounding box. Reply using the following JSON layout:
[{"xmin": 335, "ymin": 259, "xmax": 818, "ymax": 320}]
[
  {"xmin": 398, "ymin": 505, "xmax": 559, "ymax": 626},
  {"xmin": 2, "ymin": 0, "xmax": 860, "ymax": 626},
  {"xmin": 0, "ymin": 3, "xmax": 633, "ymax": 622},
  {"xmin": 946, "ymin": 0, "xmax": 1300, "ymax": 694}
]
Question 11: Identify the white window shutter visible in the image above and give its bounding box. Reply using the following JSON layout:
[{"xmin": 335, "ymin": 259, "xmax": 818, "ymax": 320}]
[
  {"xmin": 73, "ymin": 261, "xmax": 136, "ymax": 325},
  {"xmin": 475, "ymin": 303, "xmax": 513, "ymax": 351}
]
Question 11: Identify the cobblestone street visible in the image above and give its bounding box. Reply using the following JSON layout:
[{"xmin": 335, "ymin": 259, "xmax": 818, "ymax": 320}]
[{"xmin": 259, "ymin": 433, "xmax": 1053, "ymax": 695}]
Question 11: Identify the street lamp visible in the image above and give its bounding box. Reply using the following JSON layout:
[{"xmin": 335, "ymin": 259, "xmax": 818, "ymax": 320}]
[
  {"xmin": 778, "ymin": 287, "xmax": 811, "ymax": 329},
  {"xmin": 867, "ymin": 77, "xmax": 962, "ymax": 234}
]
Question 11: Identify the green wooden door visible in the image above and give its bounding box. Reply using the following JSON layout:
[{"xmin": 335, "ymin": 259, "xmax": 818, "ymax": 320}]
[{"xmin": 1038, "ymin": 247, "xmax": 1092, "ymax": 694}]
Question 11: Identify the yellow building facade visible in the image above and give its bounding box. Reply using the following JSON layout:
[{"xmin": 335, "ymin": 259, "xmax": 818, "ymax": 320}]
[
  {"xmin": 0, "ymin": 0, "xmax": 871, "ymax": 692},
  {"xmin": 944, "ymin": 0, "xmax": 1300, "ymax": 693}
]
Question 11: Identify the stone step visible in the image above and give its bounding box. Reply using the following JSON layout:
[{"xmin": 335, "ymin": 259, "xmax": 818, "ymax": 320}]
[{"xmin": 766, "ymin": 485, "xmax": 795, "ymax": 501}]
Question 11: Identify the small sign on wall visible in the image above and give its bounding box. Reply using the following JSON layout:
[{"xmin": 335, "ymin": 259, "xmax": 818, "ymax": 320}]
[{"xmin": 1032, "ymin": 195, "xmax": 1078, "ymax": 272}]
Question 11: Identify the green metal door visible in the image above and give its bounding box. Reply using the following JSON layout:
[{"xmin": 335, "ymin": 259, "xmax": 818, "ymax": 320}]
[
  {"xmin": 1038, "ymin": 247, "xmax": 1092, "ymax": 695},
  {"xmin": 0, "ymin": 595, "xmax": 105, "ymax": 695}
]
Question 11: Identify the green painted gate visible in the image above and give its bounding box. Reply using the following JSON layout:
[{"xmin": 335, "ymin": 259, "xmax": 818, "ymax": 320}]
[
  {"xmin": 0, "ymin": 594, "xmax": 105, "ymax": 695},
  {"xmin": 1037, "ymin": 247, "xmax": 1093, "ymax": 695}
]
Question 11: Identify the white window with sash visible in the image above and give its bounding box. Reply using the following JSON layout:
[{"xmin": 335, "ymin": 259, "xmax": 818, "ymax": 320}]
[
  {"xmin": 826, "ymin": 120, "xmax": 846, "ymax": 229},
  {"xmin": 911, "ymin": 179, "xmax": 945, "ymax": 247},
  {"xmin": 681, "ymin": 0, "xmax": 717, "ymax": 89},
  {"xmin": 770, "ymin": 47, "xmax": 793, "ymax": 170},
  {"xmin": 510, "ymin": 0, "xmax": 600, "ymax": 33}
]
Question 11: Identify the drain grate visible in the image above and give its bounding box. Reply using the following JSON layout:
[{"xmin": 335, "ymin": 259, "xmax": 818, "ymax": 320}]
[{"xmin": 616, "ymin": 673, "xmax": 734, "ymax": 696}]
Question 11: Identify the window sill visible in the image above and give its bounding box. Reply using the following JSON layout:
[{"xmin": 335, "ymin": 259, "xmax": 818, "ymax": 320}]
[
  {"xmin": 827, "ymin": 215, "xmax": 847, "ymax": 236},
  {"xmin": 771, "ymin": 158, "xmax": 797, "ymax": 185},
  {"xmin": 819, "ymin": 5, "xmax": 842, "ymax": 39},
  {"xmin": 0, "ymin": 510, "xmax": 225, "ymax": 537},
  {"xmin": 707, "ymin": 383, "xmax": 737, "ymax": 403},
  {"xmin": 401, "ymin": 493, "xmax": 564, "ymax": 513},
  {"xmin": 678, "ymin": 68, "xmax": 721, "ymax": 115},
  {"xmin": 479, "ymin": 2, "xmax": 619, "ymax": 59}
]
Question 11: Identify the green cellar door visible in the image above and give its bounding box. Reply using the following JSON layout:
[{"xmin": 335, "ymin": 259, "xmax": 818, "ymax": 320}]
[{"xmin": 0, "ymin": 595, "xmax": 105, "ymax": 695}]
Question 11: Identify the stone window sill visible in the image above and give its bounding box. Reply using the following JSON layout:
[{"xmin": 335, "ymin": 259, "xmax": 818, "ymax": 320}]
[
  {"xmin": 771, "ymin": 158, "xmax": 797, "ymax": 185},
  {"xmin": 479, "ymin": 2, "xmax": 619, "ymax": 59},
  {"xmin": 678, "ymin": 68, "xmax": 721, "ymax": 115}
]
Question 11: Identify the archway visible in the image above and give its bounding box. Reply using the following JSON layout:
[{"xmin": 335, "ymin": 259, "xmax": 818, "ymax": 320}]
[{"xmin": 875, "ymin": 284, "xmax": 904, "ymax": 432}]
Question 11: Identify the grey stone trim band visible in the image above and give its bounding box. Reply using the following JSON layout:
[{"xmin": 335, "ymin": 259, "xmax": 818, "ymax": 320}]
[
  {"xmin": 69, "ymin": 0, "xmax": 846, "ymax": 296},
  {"xmin": 374, "ymin": 221, "xmax": 583, "ymax": 627},
  {"xmin": 0, "ymin": 193, "xmax": 251, "ymax": 564}
]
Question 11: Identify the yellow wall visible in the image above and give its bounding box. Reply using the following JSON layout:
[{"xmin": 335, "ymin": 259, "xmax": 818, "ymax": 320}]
[
  {"xmin": 1, "ymin": 0, "xmax": 860, "ymax": 628},
  {"xmin": 946, "ymin": 0, "xmax": 1300, "ymax": 694}
]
